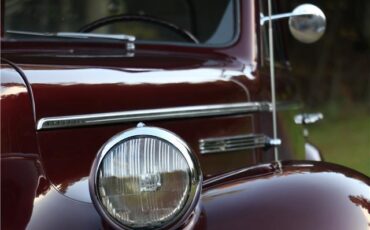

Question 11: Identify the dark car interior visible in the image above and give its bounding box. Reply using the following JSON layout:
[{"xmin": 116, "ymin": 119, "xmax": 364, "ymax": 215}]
[{"xmin": 3, "ymin": 0, "xmax": 238, "ymax": 45}]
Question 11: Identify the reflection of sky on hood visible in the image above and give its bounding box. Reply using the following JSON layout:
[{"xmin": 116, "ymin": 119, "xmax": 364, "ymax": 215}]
[
  {"xmin": 204, "ymin": 171, "xmax": 370, "ymax": 201},
  {"xmin": 25, "ymin": 68, "xmax": 224, "ymax": 86},
  {"xmin": 56, "ymin": 177, "xmax": 91, "ymax": 203},
  {"xmin": 0, "ymin": 85, "xmax": 27, "ymax": 98}
]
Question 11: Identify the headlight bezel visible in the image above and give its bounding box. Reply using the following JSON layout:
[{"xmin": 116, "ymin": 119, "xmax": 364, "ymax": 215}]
[{"xmin": 89, "ymin": 125, "xmax": 202, "ymax": 230}]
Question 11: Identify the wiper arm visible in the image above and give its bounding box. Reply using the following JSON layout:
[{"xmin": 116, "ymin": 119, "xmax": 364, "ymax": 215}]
[
  {"xmin": 56, "ymin": 32, "xmax": 135, "ymax": 42},
  {"xmin": 57, "ymin": 32, "xmax": 136, "ymax": 51},
  {"xmin": 6, "ymin": 30, "xmax": 136, "ymax": 52}
]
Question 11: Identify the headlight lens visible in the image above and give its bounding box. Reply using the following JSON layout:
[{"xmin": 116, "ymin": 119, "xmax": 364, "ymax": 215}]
[{"xmin": 90, "ymin": 126, "xmax": 202, "ymax": 229}]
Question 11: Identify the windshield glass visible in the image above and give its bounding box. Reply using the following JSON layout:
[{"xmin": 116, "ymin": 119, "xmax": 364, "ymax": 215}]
[{"xmin": 4, "ymin": 0, "xmax": 238, "ymax": 46}]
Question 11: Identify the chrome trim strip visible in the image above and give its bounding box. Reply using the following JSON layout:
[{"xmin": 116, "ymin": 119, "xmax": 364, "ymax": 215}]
[
  {"xmin": 199, "ymin": 134, "xmax": 270, "ymax": 154},
  {"xmin": 37, "ymin": 102, "xmax": 271, "ymax": 130}
]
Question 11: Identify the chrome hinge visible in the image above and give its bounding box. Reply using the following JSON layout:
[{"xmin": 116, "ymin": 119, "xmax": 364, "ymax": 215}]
[{"xmin": 294, "ymin": 113, "xmax": 324, "ymax": 125}]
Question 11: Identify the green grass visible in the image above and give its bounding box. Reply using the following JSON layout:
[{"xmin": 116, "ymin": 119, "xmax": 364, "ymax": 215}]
[{"xmin": 307, "ymin": 105, "xmax": 370, "ymax": 176}]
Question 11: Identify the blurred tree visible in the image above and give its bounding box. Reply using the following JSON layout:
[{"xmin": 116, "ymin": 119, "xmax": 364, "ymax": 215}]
[
  {"xmin": 284, "ymin": 0, "xmax": 370, "ymax": 108},
  {"xmin": 281, "ymin": 0, "xmax": 370, "ymax": 176}
]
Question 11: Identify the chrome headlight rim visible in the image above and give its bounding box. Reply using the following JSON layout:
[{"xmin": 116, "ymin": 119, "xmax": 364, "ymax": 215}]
[{"xmin": 89, "ymin": 126, "xmax": 202, "ymax": 230}]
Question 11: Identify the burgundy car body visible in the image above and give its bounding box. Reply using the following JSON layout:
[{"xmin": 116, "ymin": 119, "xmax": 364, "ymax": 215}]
[{"xmin": 1, "ymin": 0, "xmax": 369, "ymax": 229}]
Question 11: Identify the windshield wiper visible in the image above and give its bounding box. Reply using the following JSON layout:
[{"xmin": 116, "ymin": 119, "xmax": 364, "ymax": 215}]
[{"xmin": 6, "ymin": 30, "xmax": 136, "ymax": 52}]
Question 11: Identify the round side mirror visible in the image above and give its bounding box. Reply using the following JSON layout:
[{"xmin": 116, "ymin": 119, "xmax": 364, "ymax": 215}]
[{"xmin": 289, "ymin": 4, "xmax": 326, "ymax": 43}]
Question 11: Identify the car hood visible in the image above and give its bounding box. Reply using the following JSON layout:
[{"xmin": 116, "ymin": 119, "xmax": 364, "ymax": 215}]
[
  {"xmin": 14, "ymin": 54, "xmax": 259, "ymax": 200},
  {"xmin": 22, "ymin": 65, "xmax": 248, "ymax": 120}
]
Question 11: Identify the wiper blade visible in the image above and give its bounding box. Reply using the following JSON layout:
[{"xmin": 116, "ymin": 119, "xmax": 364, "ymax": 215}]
[
  {"xmin": 6, "ymin": 30, "xmax": 135, "ymax": 41},
  {"xmin": 57, "ymin": 32, "xmax": 135, "ymax": 42},
  {"xmin": 6, "ymin": 30, "xmax": 136, "ymax": 52}
]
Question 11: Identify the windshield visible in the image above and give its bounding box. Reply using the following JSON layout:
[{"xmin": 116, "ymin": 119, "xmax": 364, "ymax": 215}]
[{"xmin": 3, "ymin": 0, "xmax": 238, "ymax": 46}]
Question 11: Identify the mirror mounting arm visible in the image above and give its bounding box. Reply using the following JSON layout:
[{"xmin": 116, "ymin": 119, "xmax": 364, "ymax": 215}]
[{"xmin": 260, "ymin": 12, "xmax": 312, "ymax": 26}]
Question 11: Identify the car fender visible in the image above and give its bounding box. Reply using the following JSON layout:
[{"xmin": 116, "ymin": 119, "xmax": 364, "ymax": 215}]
[
  {"xmin": 194, "ymin": 161, "xmax": 370, "ymax": 230},
  {"xmin": 1, "ymin": 60, "xmax": 38, "ymax": 154},
  {"xmin": 1, "ymin": 60, "xmax": 41, "ymax": 229}
]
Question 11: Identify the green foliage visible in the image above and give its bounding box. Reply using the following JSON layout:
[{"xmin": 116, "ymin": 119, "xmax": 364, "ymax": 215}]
[
  {"xmin": 308, "ymin": 104, "xmax": 370, "ymax": 176},
  {"xmin": 279, "ymin": 110, "xmax": 305, "ymax": 159},
  {"xmin": 285, "ymin": 0, "xmax": 370, "ymax": 176}
]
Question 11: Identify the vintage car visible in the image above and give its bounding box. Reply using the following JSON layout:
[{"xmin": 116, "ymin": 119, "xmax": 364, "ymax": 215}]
[{"xmin": 1, "ymin": 0, "xmax": 369, "ymax": 229}]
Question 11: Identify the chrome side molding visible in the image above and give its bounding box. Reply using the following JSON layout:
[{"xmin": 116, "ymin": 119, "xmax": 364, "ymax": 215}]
[
  {"xmin": 37, "ymin": 102, "xmax": 271, "ymax": 130},
  {"xmin": 199, "ymin": 134, "xmax": 280, "ymax": 154}
]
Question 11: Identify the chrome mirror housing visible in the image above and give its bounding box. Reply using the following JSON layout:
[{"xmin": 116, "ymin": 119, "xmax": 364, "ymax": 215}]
[
  {"xmin": 260, "ymin": 3, "xmax": 326, "ymax": 44},
  {"xmin": 289, "ymin": 4, "xmax": 326, "ymax": 43}
]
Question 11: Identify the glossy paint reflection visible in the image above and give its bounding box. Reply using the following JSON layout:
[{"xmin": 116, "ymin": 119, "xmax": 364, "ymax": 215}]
[
  {"xmin": 16, "ymin": 56, "xmax": 261, "ymax": 198},
  {"xmin": 0, "ymin": 85, "xmax": 27, "ymax": 98},
  {"xmin": 2, "ymin": 154, "xmax": 369, "ymax": 230},
  {"xmin": 55, "ymin": 177, "xmax": 91, "ymax": 203},
  {"xmin": 0, "ymin": 66, "xmax": 38, "ymax": 154},
  {"xmin": 196, "ymin": 161, "xmax": 370, "ymax": 230},
  {"xmin": 21, "ymin": 65, "xmax": 251, "ymax": 122},
  {"xmin": 38, "ymin": 115, "xmax": 256, "ymax": 200},
  {"xmin": 1, "ymin": 154, "xmax": 103, "ymax": 230},
  {"xmin": 26, "ymin": 187, "xmax": 101, "ymax": 230},
  {"xmin": 25, "ymin": 68, "xmax": 226, "ymax": 85},
  {"xmin": 1, "ymin": 64, "xmax": 44, "ymax": 229},
  {"xmin": 1, "ymin": 154, "xmax": 46, "ymax": 229}
]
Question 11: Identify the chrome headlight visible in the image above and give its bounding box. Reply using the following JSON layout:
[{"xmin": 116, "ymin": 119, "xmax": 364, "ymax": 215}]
[{"xmin": 89, "ymin": 125, "xmax": 202, "ymax": 229}]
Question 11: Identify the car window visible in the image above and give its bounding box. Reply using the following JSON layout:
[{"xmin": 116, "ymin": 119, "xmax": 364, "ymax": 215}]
[{"xmin": 3, "ymin": 0, "xmax": 238, "ymax": 46}]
